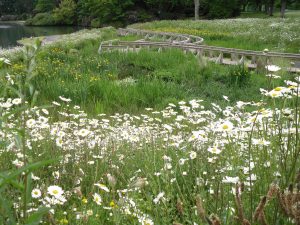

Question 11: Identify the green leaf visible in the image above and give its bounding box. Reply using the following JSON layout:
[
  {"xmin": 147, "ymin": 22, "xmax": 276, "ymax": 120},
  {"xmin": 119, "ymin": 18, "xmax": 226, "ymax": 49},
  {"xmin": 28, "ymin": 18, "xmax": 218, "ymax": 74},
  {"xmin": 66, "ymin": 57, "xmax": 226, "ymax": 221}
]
[
  {"xmin": 24, "ymin": 207, "xmax": 49, "ymax": 225},
  {"xmin": 0, "ymin": 159, "xmax": 58, "ymax": 187},
  {"xmin": 0, "ymin": 195, "xmax": 16, "ymax": 225},
  {"xmin": 25, "ymin": 173, "xmax": 33, "ymax": 203}
]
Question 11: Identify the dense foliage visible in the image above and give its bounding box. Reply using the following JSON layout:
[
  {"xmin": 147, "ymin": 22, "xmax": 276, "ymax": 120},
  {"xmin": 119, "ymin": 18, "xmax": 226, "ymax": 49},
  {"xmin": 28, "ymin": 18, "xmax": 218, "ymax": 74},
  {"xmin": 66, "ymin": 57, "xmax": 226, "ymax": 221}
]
[{"xmin": 0, "ymin": 0, "xmax": 299, "ymax": 26}]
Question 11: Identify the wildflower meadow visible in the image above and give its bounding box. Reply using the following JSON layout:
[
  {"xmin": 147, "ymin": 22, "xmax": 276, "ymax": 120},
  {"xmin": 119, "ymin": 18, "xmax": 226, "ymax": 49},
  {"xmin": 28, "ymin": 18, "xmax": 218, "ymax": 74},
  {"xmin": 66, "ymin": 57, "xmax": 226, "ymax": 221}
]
[{"xmin": 1, "ymin": 15, "xmax": 300, "ymax": 225}]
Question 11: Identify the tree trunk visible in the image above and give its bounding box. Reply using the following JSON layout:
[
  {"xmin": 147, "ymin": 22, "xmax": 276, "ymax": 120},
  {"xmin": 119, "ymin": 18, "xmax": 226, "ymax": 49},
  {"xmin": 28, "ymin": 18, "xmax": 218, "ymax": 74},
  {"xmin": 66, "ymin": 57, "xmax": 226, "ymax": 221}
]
[
  {"xmin": 269, "ymin": 0, "xmax": 274, "ymax": 16},
  {"xmin": 194, "ymin": 0, "xmax": 200, "ymax": 20},
  {"xmin": 280, "ymin": 0, "xmax": 287, "ymax": 18},
  {"xmin": 264, "ymin": 3, "xmax": 269, "ymax": 14},
  {"xmin": 255, "ymin": 0, "xmax": 263, "ymax": 11},
  {"xmin": 242, "ymin": 4, "xmax": 246, "ymax": 12}
]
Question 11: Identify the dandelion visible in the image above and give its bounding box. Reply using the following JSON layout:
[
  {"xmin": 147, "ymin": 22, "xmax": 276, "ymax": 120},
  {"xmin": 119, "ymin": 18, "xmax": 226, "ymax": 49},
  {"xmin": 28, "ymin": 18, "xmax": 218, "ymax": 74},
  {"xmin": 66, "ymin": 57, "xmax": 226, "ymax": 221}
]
[{"xmin": 82, "ymin": 198, "xmax": 88, "ymax": 204}]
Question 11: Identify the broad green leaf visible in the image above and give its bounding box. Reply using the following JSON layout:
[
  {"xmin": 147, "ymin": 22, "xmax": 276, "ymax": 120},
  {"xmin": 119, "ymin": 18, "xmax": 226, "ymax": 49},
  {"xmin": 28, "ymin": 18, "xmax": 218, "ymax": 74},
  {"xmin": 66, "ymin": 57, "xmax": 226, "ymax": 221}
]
[{"xmin": 24, "ymin": 207, "xmax": 49, "ymax": 225}]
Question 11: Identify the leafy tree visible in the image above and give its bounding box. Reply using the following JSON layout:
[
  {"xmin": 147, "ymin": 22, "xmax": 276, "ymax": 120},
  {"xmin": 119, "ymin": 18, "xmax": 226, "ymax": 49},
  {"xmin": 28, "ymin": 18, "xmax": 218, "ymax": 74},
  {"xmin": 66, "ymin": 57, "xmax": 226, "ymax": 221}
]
[
  {"xmin": 34, "ymin": 0, "xmax": 56, "ymax": 13},
  {"xmin": 77, "ymin": 0, "xmax": 134, "ymax": 26},
  {"xmin": 201, "ymin": 0, "xmax": 241, "ymax": 18},
  {"xmin": 53, "ymin": 0, "xmax": 77, "ymax": 25}
]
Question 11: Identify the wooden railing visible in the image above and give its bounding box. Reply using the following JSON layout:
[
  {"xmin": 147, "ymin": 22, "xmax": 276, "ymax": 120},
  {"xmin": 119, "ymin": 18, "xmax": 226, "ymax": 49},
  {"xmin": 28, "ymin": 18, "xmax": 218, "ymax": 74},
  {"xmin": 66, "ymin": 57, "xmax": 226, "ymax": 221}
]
[{"xmin": 98, "ymin": 28, "xmax": 300, "ymax": 73}]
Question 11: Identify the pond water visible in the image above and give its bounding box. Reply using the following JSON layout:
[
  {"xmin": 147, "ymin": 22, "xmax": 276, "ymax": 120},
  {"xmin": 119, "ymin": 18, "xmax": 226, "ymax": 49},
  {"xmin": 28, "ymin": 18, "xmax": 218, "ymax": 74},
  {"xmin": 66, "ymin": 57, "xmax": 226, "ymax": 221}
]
[{"xmin": 0, "ymin": 22, "xmax": 80, "ymax": 48}]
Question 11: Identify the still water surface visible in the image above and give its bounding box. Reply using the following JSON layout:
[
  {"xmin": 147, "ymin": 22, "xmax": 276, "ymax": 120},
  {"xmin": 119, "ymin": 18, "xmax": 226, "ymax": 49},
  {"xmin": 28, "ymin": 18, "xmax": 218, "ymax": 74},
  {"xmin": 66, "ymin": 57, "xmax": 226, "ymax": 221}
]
[{"xmin": 0, "ymin": 22, "xmax": 80, "ymax": 48}]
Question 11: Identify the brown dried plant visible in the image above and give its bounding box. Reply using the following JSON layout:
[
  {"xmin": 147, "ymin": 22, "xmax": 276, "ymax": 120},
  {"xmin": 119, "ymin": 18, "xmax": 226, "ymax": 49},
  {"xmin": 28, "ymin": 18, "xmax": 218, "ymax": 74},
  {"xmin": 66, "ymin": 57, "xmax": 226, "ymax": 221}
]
[
  {"xmin": 195, "ymin": 194, "xmax": 220, "ymax": 225},
  {"xmin": 277, "ymin": 184, "xmax": 300, "ymax": 225},
  {"xmin": 253, "ymin": 171, "xmax": 300, "ymax": 225},
  {"xmin": 234, "ymin": 182, "xmax": 251, "ymax": 225},
  {"xmin": 176, "ymin": 198, "xmax": 184, "ymax": 216}
]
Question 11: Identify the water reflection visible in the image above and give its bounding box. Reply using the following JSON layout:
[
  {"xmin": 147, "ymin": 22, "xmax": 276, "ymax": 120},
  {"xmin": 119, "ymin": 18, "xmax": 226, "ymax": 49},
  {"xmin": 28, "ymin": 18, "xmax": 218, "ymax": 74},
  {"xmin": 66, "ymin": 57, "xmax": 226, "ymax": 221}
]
[{"xmin": 0, "ymin": 22, "xmax": 80, "ymax": 48}]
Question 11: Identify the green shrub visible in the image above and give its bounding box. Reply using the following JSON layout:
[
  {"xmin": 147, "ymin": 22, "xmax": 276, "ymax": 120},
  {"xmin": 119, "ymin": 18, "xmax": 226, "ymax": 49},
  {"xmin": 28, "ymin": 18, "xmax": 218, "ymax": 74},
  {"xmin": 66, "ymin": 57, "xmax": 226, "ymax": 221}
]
[
  {"xmin": 227, "ymin": 65, "xmax": 251, "ymax": 87},
  {"xmin": 91, "ymin": 18, "xmax": 102, "ymax": 28},
  {"xmin": 34, "ymin": 0, "xmax": 56, "ymax": 13},
  {"xmin": 53, "ymin": 0, "xmax": 77, "ymax": 25},
  {"xmin": 25, "ymin": 13, "xmax": 56, "ymax": 26}
]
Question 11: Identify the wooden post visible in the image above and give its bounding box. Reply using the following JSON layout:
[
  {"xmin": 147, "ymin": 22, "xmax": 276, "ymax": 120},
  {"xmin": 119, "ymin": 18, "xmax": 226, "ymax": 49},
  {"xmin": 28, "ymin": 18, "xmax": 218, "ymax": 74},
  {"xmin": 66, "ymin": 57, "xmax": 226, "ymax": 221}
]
[
  {"xmin": 251, "ymin": 55, "xmax": 256, "ymax": 64},
  {"xmin": 216, "ymin": 52, "xmax": 223, "ymax": 64},
  {"xmin": 98, "ymin": 44, "xmax": 103, "ymax": 54},
  {"xmin": 239, "ymin": 55, "xmax": 245, "ymax": 65},
  {"xmin": 196, "ymin": 49, "xmax": 203, "ymax": 58},
  {"xmin": 209, "ymin": 50, "xmax": 213, "ymax": 58},
  {"xmin": 231, "ymin": 52, "xmax": 237, "ymax": 61}
]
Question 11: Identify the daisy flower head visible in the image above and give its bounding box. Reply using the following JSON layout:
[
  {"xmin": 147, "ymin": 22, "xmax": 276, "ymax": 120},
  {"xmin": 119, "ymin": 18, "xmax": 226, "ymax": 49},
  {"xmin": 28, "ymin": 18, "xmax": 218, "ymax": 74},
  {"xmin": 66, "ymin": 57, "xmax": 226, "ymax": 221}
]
[
  {"xmin": 265, "ymin": 65, "xmax": 281, "ymax": 72},
  {"xmin": 93, "ymin": 193, "xmax": 102, "ymax": 205},
  {"xmin": 48, "ymin": 185, "xmax": 64, "ymax": 198},
  {"xmin": 31, "ymin": 188, "xmax": 42, "ymax": 198},
  {"xmin": 94, "ymin": 183, "xmax": 110, "ymax": 192},
  {"xmin": 219, "ymin": 121, "xmax": 233, "ymax": 132},
  {"xmin": 208, "ymin": 146, "xmax": 222, "ymax": 155},
  {"xmin": 189, "ymin": 151, "xmax": 197, "ymax": 160}
]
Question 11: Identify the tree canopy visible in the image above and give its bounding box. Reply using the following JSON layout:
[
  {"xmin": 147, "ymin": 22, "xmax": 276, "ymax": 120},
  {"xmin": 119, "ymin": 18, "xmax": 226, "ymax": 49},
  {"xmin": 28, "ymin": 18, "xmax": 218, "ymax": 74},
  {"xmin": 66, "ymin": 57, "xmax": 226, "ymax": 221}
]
[{"xmin": 0, "ymin": 0, "xmax": 298, "ymax": 26}]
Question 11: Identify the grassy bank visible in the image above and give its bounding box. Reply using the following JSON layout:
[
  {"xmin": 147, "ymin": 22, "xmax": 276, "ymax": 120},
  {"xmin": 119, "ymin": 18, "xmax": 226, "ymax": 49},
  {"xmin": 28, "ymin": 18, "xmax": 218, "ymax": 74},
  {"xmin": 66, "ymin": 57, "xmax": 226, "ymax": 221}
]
[{"xmin": 4, "ymin": 27, "xmax": 294, "ymax": 115}]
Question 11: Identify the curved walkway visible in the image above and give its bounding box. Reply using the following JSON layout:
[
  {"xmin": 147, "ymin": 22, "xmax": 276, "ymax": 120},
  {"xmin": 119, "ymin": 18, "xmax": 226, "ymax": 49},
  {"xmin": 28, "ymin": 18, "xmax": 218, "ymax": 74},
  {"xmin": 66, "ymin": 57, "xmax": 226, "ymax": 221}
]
[{"xmin": 99, "ymin": 28, "xmax": 300, "ymax": 73}]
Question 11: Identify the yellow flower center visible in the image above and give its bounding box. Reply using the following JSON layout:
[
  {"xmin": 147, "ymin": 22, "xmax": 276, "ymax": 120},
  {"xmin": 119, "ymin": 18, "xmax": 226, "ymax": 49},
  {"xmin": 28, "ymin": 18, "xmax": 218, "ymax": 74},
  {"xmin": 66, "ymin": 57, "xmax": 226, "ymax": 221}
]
[
  {"xmin": 52, "ymin": 190, "xmax": 59, "ymax": 195},
  {"xmin": 274, "ymin": 87, "xmax": 282, "ymax": 91},
  {"xmin": 222, "ymin": 124, "xmax": 229, "ymax": 130}
]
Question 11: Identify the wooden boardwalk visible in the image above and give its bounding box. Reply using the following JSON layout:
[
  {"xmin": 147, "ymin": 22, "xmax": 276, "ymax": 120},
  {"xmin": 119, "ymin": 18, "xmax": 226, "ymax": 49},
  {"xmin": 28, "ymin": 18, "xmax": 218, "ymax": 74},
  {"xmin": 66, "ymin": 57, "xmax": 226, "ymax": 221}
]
[{"xmin": 99, "ymin": 28, "xmax": 300, "ymax": 73}]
